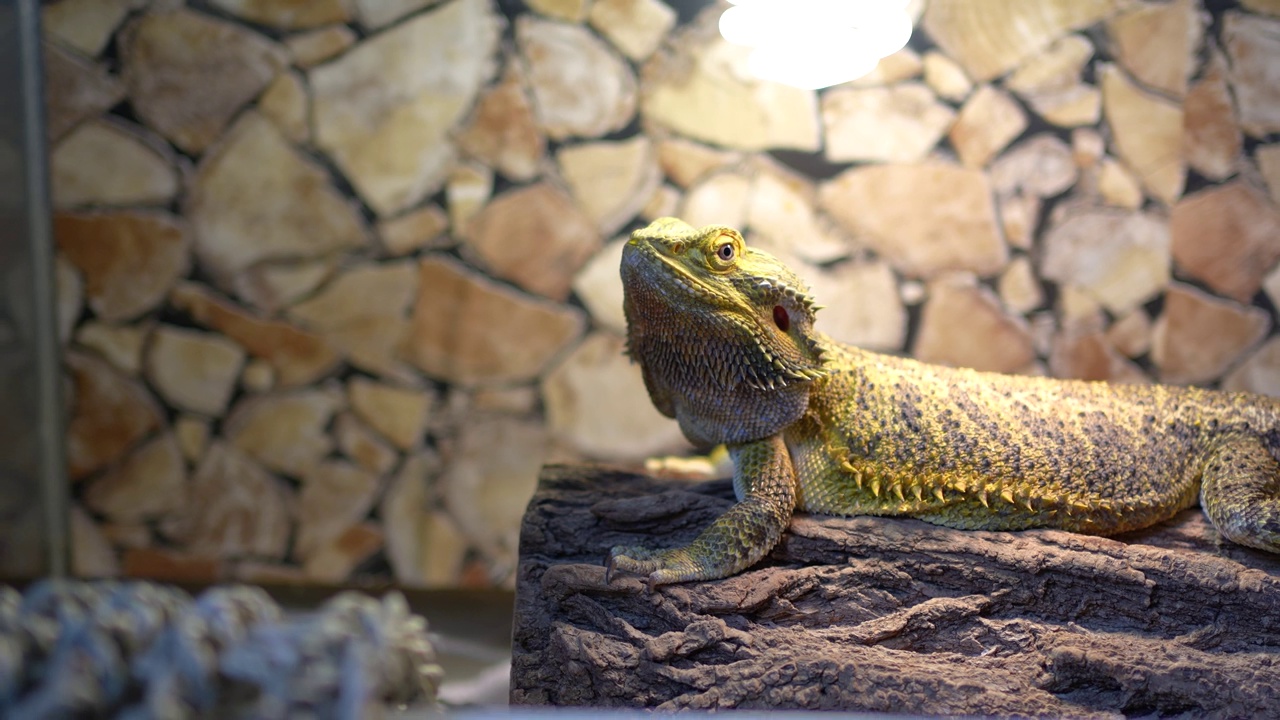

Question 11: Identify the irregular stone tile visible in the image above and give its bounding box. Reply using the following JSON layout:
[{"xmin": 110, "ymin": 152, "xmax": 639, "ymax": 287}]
[
  {"xmin": 121, "ymin": 548, "xmax": 222, "ymax": 583},
  {"xmin": 805, "ymin": 261, "xmax": 906, "ymax": 352},
  {"xmin": 464, "ymin": 183, "xmax": 600, "ymax": 301},
  {"xmin": 1097, "ymin": 157, "xmax": 1144, "ymax": 209},
  {"xmin": 923, "ymin": 0, "xmax": 1121, "ymax": 82},
  {"xmin": 1049, "ymin": 328, "xmax": 1148, "ymax": 383},
  {"xmin": 188, "ymin": 113, "xmax": 368, "ymax": 289},
  {"xmin": 171, "ymin": 282, "xmax": 340, "ymax": 386},
  {"xmin": 75, "ymin": 322, "xmax": 147, "ymax": 375},
  {"xmin": 207, "ymin": 0, "xmax": 351, "ymax": 29},
  {"xmin": 55, "ymin": 210, "xmax": 190, "ymax": 323},
  {"xmin": 100, "ymin": 522, "xmax": 151, "ymax": 550},
  {"xmin": 44, "ymin": 0, "xmax": 140, "ymax": 58},
  {"xmin": 1072, "ymin": 128, "xmax": 1106, "ymax": 169},
  {"xmin": 989, "ymin": 134, "xmax": 1078, "ymax": 198},
  {"xmin": 572, "ymin": 238, "xmax": 627, "ymax": 335},
  {"xmin": 1100, "ymin": 63, "xmax": 1185, "ymax": 205},
  {"xmin": 1027, "ymin": 85, "xmax": 1102, "ymax": 128},
  {"xmin": 1223, "ymin": 11, "xmax": 1280, "ymax": 138},
  {"xmin": 747, "ymin": 163, "xmax": 850, "ymax": 266},
  {"xmin": 83, "ymin": 433, "xmax": 185, "ymax": 523},
  {"xmin": 174, "ymin": 414, "xmax": 210, "ymax": 463},
  {"xmin": 348, "ymin": 377, "xmax": 432, "ymax": 450},
  {"xmin": 353, "ymin": 0, "xmax": 440, "ymax": 29},
  {"xmin": 542, "ymin": 332, "xmax": 688, "ymax": 460},
  {"xmin": 224, "ymin": 388, "xmax": 344, "ymax": 477},
  {"xmin": 1223, "ymin": 337, "xmax": 1280, "ymax": 397},
  {"xmin": 231, "ymin": 258, "xmax": 337, "ymax": 314},
  {"xmin": 641, "ymin": 17, "xmax": 819, "ymax": 151},
  {"xmin": 518, "ymin": 16, "xmax": 636, "ymax": 141},
  {"xmin": 56, "ymin": 256, "xmax": 84, "ymax": 346},
  {"xmin": 588, "ymin": 0, "xmax": 676, "ymax": 61},
  {"xmin": 1057, "ymin": 284, "xmax": 1106, "ymax": 333},
  {"xmin": 284, "ymin": 24, "xmax": 355, "ymax": 68},
  {"xmin": 378, "ymin": 204, "xmax": 449, "ymax": 256},
  {"xmin": 455, "ymin": 62, "xmax": 545, "ymax": 183},
  {"xmin": 381, "ymin": 451, "xmax": 440, "ymax": 587},
  {"xmin": 405, "ymin": 257, "xmax": 586, "ymax": 386},
  {"xmin": 680, "ymin": 171, "xmax": 751, "ymax": 231},
  {"xmin": 846, "ymin": 48, "xmax": 923, "ymax": 87},
  {"xmin": 145, "ymin": 325, "xmax": 246, "ymax": 416},
  {"xmin": 311, "ymin": 0, "xmax": 501, "ymax": 215},
  {"xmin": 922, "ymin": 51, "xmax": 972, "ymax": 102},
  {"xmin": 1041, "ymin": 209, "xmax": 1169, "ymax": 314},
  {"xmin": 911, "ymin": 273, "xmax": 1034, "ymax": 373},
  {"xmin": 558, "ymin": 136, "xmax": 661, "ymax": 236},
  {"xmin": 1107, "ymin": 0, "xmax": 1201, "ymax": 98},
  {"xmin": 1152, "ymin": 283, "xmax": 1270, "ymax": 385},
  {"xmin": 656, "ymin": 138, "xmax": 739, "ymax": 189},
  {"xmin": 66, "ymin": 350, "xmax": 162, "ymax": 480},
  {"xmin": 949, "ymin": 85, "xmax": 1027, "ymax": 168},
  {"xmin": 1183, "ymin": 49, "xmax": 1241, "ymax": 182},
  {"xmin": 1259, "ymin": 145, "xmax": 1280, "ymax": 206},
  {"xmin": 641, "ymin": 184, "xmax": 681, "ymax": 222},
  {"xmin": 1106, "ymin": 309, "xmax": 1152, "ymax": 359},
  {"xmin": 119, "ymin": 9, "xmax": 287, "ymax": 154},
  {"xmin": 1005, "ymin": 34, "xmax": 1093, "ymax": 95},
  {"xmin": 1243, "ymin": 0, "xmax": 1280, "ymax": 14},
  {"xmin": 52, "ymin": 118, "xmax": 178, "ymax": 209},
  {"xmin": 997, "ymin": 193, "xmax": 1040, "ymax": 250},
  {"xmin": 303, "ymin": 523, "xmax": 384, "ymax": 582},
  {"xmin": 527, "ymin": 0, "xmax": 588, "ymax": 21},
  {"xmin": 1170, "ymin": 182, "xmax": 1280, "ymax": 303},
  {"xmin": 997, "ymin": 256, "xmax": 1044, "ymax": 315},
  {"xmin": 296, "ymin": 460, "xmax": 380, "ymax": 561},
  {"xmin": 822, "ymin": 83, "xmax": 955, "ymax": 164},
  {"xmin": 443, "ymin": 415, "xmax": 547, "ymax": 573},
  {"xmin": 164, "ymin": 441, "xmax": 292, "ymax": 559},
  {"xmin": 335, "ymin": 412, "xmax": 398, "ymax": 476},
  {"xmin": 446, "ymin": 163, "xmax": 493, "ymax": 238},
  {"xmin": 241, "ymin": 359, "xmax": 275, "ymax": 393},
  {"xmin": 819, "ymin": 162, "xmax": 1006, "ymax": 279},
  {"xmin": 44, "ymin": 42, "xmax": 125, "ymax": 142},
  {"xmin": 257, "ymin": 70, "xmax": 309, "ymax": 143},
  {"xmin": 71, "ymin": 506, "xmax": 120, "ymax": 578}
]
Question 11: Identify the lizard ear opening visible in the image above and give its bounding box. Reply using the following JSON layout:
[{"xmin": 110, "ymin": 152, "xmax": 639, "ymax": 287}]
[{"xmin": 773, "ymin": 305, "xmax": 790, "ymax": 332}]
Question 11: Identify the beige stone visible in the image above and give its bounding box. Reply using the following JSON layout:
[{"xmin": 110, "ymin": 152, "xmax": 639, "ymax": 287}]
[
  {"xmin": 527, "ymin": 0, "xmax": 589, "ymax": 21},
  {"xmin": 52, "ymin": 119, "xmax": 178, "ymax": 209},
  {"xmin": 405, "ymin": 257, "xmax": 586, "ymax": 386},
  {"xmin": 188, "ymin": 113, "xmax": 368, "ymax": 288},
  {"xmin": 83, "ymin": 433, "xmax": 185, "ymax": 522},
  {"xmin": 588, "ymin": 0, "xmax": 676, "ymax": 61},
  {"xmin": 1107, "ymin": 310, "xmax": 1152, "ymax": 359},
  {"xmin": 99, "ymin": 522, "xmax": 151, "ymax": 550},
  {"xmin": 656, "ymin": 138, "xmax": 740, "ymax": 189},
  {"xmin": 230, "ymin": 258, "xmax": 338, "ymax": 314},
  {"xmin": 174, "ymin": 414, "xmax": 210, "ymax": 463},
  {"xmin": 303, "ymin": 523, "xmax": 384, "ymax": 582},
  {"xmin": 71, "ymin": 506, "xmax": 120, "ymax": 578},
  {"xmin": 56, "ymin": 257, "xmax": 83, "ymax": 346},
  {"xmin": 164, "ymin": 441, "xmax": 292, "ymax": 559},
  {"xmin": 119, "ymin": 9, "xmax": 287, "ymax": 154},
  {"xmin": 145, "ymin": 325, "xmax": 246, "ymax": 416},
  {"xmin": 1006, "ymin": 34, "xmax": 1093, "ymax": 95},
  {"xmin": 225, "ymin": 388, "xmax": 344, "ymax": 477},
  {"xmin": 44, "ymin": 42, "xmax": 125, "ymax": 142},
  {"xmin": 257, "ymin": 70, "xmax": 309, "ymax": 143},
  {"xmin": 1028, "ymin": 85, "xmax": 1102, "ymax": 128},
  {"xmin": 1170, "ymin": 182, "xmax": 1280, "ymax": 303},
  {"xmin": 747, "ymin": 164, "xmax": 850, "ymax": 266},
  {"xmin": 911, "ymin": 274, "xmax": 1034, "ymax": 373},
  {"xmin": 240, "ymin": 360, "xmax": 276, "ymax": 393},
  {"xmin": 641, "ymin": 184, "xmax": 681, "ymax": 222},
  {"xmin": 465, "ymin": 183, "xmax": 600, "ymax": 301},
  {"xmin": 1223, "ymin": 337, "xmax": 1280, "ymax": 397},
  {"xmin": 1242, "ymin": 0, "xmax": 1280, "ymax": 15},
  {"xmin": 1057, "ymin": 285, "xmax": 1106, "ymax": 333},
  {"xmin": 1223, "ymin": 11, "xmax": 1280, "ymax": 138},
  {"xmin": 922, "ymin": 51, "xmax": 972, "ymax": 101},
  {"xmin": 1072, "ymin": 128, "xmax": 1106, "ymax": 169},
  {"xmin": 348, "ymin": 377, "xmax": 432, "ymax": 450},
  {"xmin": 558, "ymin": 136, "xmax": 660, "ymax": 236},
  {"xmin": 949, "ymin": 85, "xmax": 1028, "ymax": 168},
  {"xmin": 998, "ymin": 256, "xmax": 1044, "ymax": 315},
  {"xmin": 74, "ymin": 322, "xmax": 146, "ymax": 375},
  {"xmin": 446, "ymin": 163, "xmax": 494, "ymax": 237},
  {"xmin": 572, "ymin": 238, "xmax": 628, "ymax": 335},
  {"xmin": 296, "ymin": 460, "xmax": 380, "ymax": 560},
  {"xmin": 1100, "ymin": 64, "xmax": 1185, "ymax": 205},
  {"xmin": 543, "ymin": 333, "xmax": 688, "ymax": 460},
  {"xmin": 1107, "ymin": 0, "xmax": 1202, "ymax": 98},
  {"xmin": 1259, "ymin": 145, "xmax": 1280, "ymax": 206},
  {"xmin": 989, "ymin": 134, "xmax": 1078, "ymax": 198},
  {"xmin": 819, "ymin": 163, "xmax": 1006, "ymax": 279},
  {"xmin": 1049, "ymin": 329, "xmax": 1148, "ymax": 383},
  {"xmin": 822, "ymin": 83, "xmax": 955, "ymax": 164},
  {"xmin": 378, "ymin": 204, "xmax": 449, "ymax": 256},
  {"xmin": 44, "ymin": 0, "xmax": 139, "ymax": 58},
  {"xmin": 1097, "ymin": 158, "xmax": 1144, "ymax": 209},
  {"xmin": 1041, "ymin": 209, "xmax": 1170, "ymax": 315},
  {"xmin": 922, "ymin": 0, "xmax": 1122, "ymax": 82},
  {"xmin": 353, "ymin": 0, "xmax": 441, "ymax": 29},
  {"xmin": 518, "ymin": 16, "xmax": 636, "ymax": 141},
  {"xmin": 285, "ymin": 25, "xmax": 355, "ymax": 68},
  {"xmin": 207, "ymin": 0, "xmax": 351, "ymax": 28},
  {"xmin": 381, "ymin": 452, "xmax": 435, "ymax": 586},
  {"xmin": 471, "ymin": 386, "xmax": 540, "ymax": 415},
  {"xmin": 679, "ymin": 171, "xmax": 751, "ymax": 231},
  {"xmin": 335, "ymin": 412, "xmax": 398, "ymax": 476},
  {"xmin": 846, "ymin": 48, "xmax": 923, "ymax": 87},
  {"xmin": 805, "ymin": 261, "xmax": 906, "ymax": 352},
  {"xmin": 1153, "ymin": 283, "xmax": 1269, "ymax": 385},
  {"xmin": 997, "ymin": 193, "xmax": 1040, "ymax": 250},
  {"xmin": 55, "ymin": 210, "xmax": 190, "ymax": 322},
  {"xmin": 454, "ymin": 62, "xmax": 545, "ymax": 183},
  {"xmin": 311, "ymin": 0, "xmax": 501, "ymax": 215}
]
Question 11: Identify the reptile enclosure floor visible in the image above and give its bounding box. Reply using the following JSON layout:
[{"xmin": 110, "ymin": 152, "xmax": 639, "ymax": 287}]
[{"xmin": 511, "ymin": 464, "xmax": 1280, "ymax": 716}]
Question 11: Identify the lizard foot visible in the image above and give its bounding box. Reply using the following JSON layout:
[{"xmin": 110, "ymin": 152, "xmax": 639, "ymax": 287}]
[{"xmin": 604, "ymin": 546, "xmax": 699, "ymax": 591}]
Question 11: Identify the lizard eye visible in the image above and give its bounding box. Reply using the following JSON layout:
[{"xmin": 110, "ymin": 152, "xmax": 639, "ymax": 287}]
[{"xmin": 717, "ymin": 243, "xmax": 735, "ymax": 262}]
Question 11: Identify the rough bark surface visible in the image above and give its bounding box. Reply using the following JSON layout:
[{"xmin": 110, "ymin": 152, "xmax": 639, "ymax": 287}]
[{"xmin": 511, "ymin": 464, "xmax": 1280, "ymax": 716}]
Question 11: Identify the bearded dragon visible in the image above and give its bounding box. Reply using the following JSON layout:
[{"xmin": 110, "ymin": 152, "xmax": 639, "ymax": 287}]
[{"xmin": 606, "ymin": 217, "xmax": 1280, "ymax": 588}]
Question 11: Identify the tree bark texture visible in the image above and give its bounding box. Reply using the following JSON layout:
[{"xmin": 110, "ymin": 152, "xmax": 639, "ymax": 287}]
[{"xmin": 511, "ymin": 464, "xmax": 1280, "ymax": 716}]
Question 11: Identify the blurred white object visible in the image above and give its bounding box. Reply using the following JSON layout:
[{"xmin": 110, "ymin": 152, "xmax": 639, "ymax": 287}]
[{"xmin": 719, "ymin": 0, "xmax": 915, "ymax": 89}]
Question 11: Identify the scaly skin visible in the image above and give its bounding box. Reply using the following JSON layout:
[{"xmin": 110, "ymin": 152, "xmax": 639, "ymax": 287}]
[{"xmin": 607, "ymin": 217, "xmax": 1280, "ymax": 588}]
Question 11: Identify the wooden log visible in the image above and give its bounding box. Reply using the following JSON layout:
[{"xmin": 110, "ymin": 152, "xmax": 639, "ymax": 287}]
[{"xmin": 511, "ymin": 464, "xmax": 1280, "ymax": 714}]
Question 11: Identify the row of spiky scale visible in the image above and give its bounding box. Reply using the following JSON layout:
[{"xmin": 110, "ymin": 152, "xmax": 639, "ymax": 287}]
[{"xmin": 738, "ymin": 280, "xmax": 828, "ymax": 391}]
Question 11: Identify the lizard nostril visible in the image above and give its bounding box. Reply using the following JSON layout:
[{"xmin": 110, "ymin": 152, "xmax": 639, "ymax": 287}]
[{"xmin": 773, "ymin": 305, "xmax": 790, "ymax": 332}]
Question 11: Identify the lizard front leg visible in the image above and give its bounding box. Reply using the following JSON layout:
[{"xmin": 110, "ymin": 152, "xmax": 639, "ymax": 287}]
[{"xmin": 606, "ymin": 434, "xmax": 797, "ymax": 588}]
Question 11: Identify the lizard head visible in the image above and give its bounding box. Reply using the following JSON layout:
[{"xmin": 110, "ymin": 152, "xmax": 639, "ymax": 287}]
[{"xmin": 622, "ymin": 217, "xmax": 827, "ymax": 393}]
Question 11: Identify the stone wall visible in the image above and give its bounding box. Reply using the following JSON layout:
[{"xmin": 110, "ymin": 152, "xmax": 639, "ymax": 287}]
[{"xmin": 40, "ymin": 0, "xmax": 1280, "ymax": 589}]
